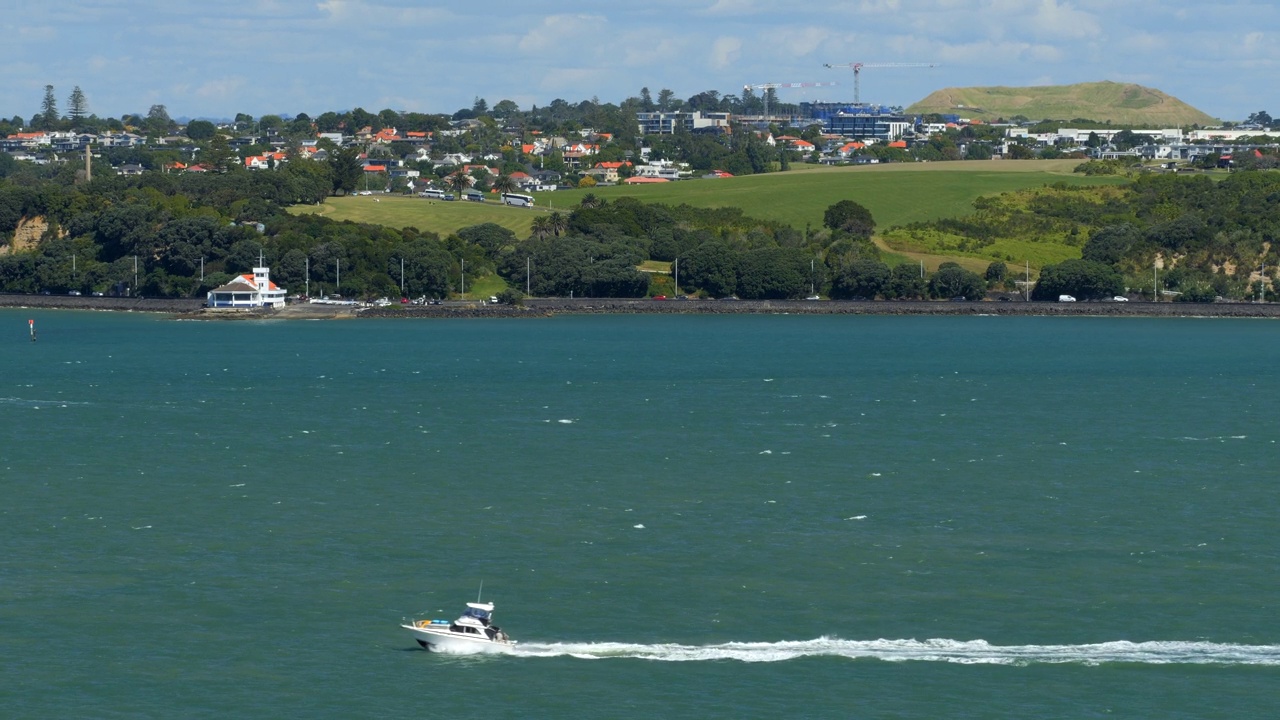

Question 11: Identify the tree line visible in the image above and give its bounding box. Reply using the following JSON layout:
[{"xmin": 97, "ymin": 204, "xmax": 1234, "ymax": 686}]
[
  {"xmin": 0, "ymin": 153, "xmax": 1006, "ymax": 301},
  {"xmin": 894, "ymin": 168, "xmax": 1280, "ymax": 301}
]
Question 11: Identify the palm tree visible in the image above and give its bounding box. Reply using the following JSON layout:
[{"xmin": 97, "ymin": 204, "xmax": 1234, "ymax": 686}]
[
  {"xmin": 530, "ymin": 216, "xmax": 553, "ymax": 239},
  {"xmin": 447, "ymin": 170, "xmax": 471, "ymax": 197},
  {"xmin": 579, "ymin": 192, "xmax": 599, "ymax": 209},
  {"xmin": 548, "ymin": 211, "xmax": 567, "ymax": 237},
  {"xmin": 492, "ymin": 173, "xmax": 518, "ymax": 194}
]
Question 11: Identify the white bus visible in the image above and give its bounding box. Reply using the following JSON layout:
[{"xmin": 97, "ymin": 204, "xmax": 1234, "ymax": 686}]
[
  {"xmin": 419, "ymin": 188, "xmax": 446, "ymax": 199},
  {"xmin": 501, "ymin": 192, "xmax": 535, "ymax": 207}
]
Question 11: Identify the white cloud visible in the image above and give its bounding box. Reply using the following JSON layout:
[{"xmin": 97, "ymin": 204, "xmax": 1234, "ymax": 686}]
[
  {"xmin": 196, "ymin": 77, "xmax": 247, "ymax": 101},
  {"xmin": 518, "ymin": 14, "xmax": 609, "ymax": 54},
  {"xmin": 1028, "ymin": 0, "xmax": 1100, "ymax": 40},
  {"xmin": 709, "ymin": 36, "xmax": 743, "ymax": 70},
  {"xmin": 773, "ymin": 26, "xmax": 833, "ymax": 57},
  {"xmin": 1, "ymin": 1, "xmax": 1275, "ymax": 121},
  {"xmin": 702, "ymin": 0, "xmax": 759, "ymax": 15}
]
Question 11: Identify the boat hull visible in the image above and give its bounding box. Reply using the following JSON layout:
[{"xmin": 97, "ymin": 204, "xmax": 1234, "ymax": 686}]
[{"xmin": 401, "ymin": 624, "xmax": 516, "ymax": 655}]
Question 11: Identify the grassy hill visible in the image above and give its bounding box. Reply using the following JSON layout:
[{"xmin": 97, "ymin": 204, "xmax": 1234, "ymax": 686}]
[
  {"xmin": 293, "ymin": 160, "xmax": 1123, "ymax": 253},
  {"xmin": 906, "ymin": 81, "xmax": 1218, "ymax": 126}
]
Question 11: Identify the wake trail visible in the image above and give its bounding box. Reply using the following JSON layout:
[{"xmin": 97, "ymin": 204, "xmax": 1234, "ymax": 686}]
[{"xmin": 509, "ymin": 637, "xmax": 1280, "ymax": 666}]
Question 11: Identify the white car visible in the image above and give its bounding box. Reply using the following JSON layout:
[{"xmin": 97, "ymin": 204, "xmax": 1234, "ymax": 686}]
[
  {"xmin": 1058, "ymin": 295, "xmax": 1076, "ymax": 302},
  {"xmin": 1113, "ymin": 296, "xmax": 1129, "ymax": 302}
]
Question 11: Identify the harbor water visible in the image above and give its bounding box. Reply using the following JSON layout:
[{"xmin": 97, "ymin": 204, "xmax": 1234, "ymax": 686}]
[{"xmin": 2, "ymin": 310, "xmax": 1277, "ymax": 718}]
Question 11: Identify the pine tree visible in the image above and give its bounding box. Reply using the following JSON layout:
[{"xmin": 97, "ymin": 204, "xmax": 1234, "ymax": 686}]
[
  {"xmin": 68, "ymin": 86, "xmax": 88, "ymax": 125},
  {"xmin": 40, "ymin": 85, "xmax": 58, "ymax": 130}
]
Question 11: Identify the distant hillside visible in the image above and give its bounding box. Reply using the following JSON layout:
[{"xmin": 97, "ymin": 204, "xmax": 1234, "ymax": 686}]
[{"xmin": 906, "ymin": 81, "xmax": 1218, "ymax": 126}]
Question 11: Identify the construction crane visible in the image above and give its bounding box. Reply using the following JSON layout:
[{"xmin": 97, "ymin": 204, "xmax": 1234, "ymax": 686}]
[
  {"xmin": 822, "ymin": 62, "xmax": 939, "ymax": 104},
  {"xmin": 743, "ymin": 81, "xmax": 838, "ymax": 119}
]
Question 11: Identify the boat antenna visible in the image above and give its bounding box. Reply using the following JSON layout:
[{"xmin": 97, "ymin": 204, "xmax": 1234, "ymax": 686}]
[{"xmin": 477, "ymin": 580, "xmax": 484, "ymax": 603}]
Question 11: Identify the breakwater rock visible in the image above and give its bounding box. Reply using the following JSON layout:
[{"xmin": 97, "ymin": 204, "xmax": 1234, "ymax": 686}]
[
  {"xmin": 7, "ymin": 292, "xmax": 1280, "ymax": 319},
  {"xmin": 520, "ymin": 298, "xmax": 1280, "ymax": 318},
  {"xmin": 0, "ymin": 293, "xmax": 204, "ymax": 313}
]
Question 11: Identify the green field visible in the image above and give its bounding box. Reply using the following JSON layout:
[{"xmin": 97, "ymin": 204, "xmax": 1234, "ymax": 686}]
[
  {"xmin": 292, "ymin": 194, "xmax": 544, "ymax": 237},
  {"xmin": 293, "ymin": 160, "xmax": 1124, "ymax": 238}
]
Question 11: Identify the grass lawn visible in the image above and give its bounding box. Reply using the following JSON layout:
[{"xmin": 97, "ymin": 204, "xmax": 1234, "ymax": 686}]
[
  {"xmin": 289, "ymin": 160, "xmax": 1128, "ymax": 273},
  {"xmin": 292, "ymin": 160, "xmax": 1124, "ymax": 238},
  {"xmin": 292, "ymin": 194, "xmax": 541, "ymax": 238},
  {"xmin": 565, "ymin": 160, "xmax": 1127, "ymax": 231}
]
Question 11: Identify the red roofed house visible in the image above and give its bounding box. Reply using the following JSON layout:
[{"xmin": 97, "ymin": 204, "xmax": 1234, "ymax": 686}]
[
  {"xmin": 623, "ymin": 176, "xmax": 670, "ymax": 184},
  {"xmin": 835, "ymin": 141, "xmax": 866, "ymax": 159},
  {"xmin": 206, "ymin": 266, "xmax": 287, "ymax": 309},
  {"xmin": 888, "ymin": 140, "xmax": 908, "ymax": 149}
]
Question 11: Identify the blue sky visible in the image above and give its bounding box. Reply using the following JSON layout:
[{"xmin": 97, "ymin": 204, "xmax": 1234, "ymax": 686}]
[{"xmin": 2, "ymin": 0, "xmax": 1275, "ymax": 123}]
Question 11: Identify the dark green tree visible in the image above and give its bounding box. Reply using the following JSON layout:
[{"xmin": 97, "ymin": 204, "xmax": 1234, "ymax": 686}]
[
  {"xmin": 39, "ymin": 85, "xmax": 58, "ymax": 129},
  {"xmin": 185, "ymin": 119, "xmax": 216, "ymax": 141},
  {"xmin": 1031, "ymin": 259, "xmax": 1123, "ymax": 300},
  {"xmin": 681, "ymin": 240, "xmax": 739, "ymax": 297},
  {"xmin": 656, "ymin": 88, "xmax": 676, "ymax": 111},
  {"xmin": 984, "ymin": 261, "xmax": 1007, "ymax": 283},
  {"xmin": 736, "ymin": 247, "xmax": 807, "ymax": 299},
  {"xmin": 885, "ymin": 262, "xmax": 927, "ymax": 299},
  {"xmin": 492, "ymin": 174, "xmax": 517, "ymax": 195},
  {"xmin": 328, "ymin": 147, "xmax": 363, "ymax": 195},
  {"xmin": 457, "ymin": 223, "xmax": 516, "ymax": 256},
  {"xmin": 146, "ymin": 104, "xmax": 173, "ymax": 136},
  {"xmin": 1082, "ymin": 223, "xmax": 1143, "ymax": 266},
  {"xmin": 823, "ymin": 200, "xmax": 876, "ymax": 240},
  {"xmin": 831, "ymin": 256, "xmax": 890, "ymax": 299},
  {"xmin": 67, "ymin": 86, "xmax": 88, "ymax": 125},
  {"xmin": 447, "ymin": 169, "xmax": 471, "ymax": 198},
  {"xmin": 929, "ymin": 266, "xmax": 986, "ymax": 299}
]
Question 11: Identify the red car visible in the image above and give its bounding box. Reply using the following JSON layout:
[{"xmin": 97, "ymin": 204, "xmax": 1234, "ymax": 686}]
[{"xmin": 651, "ymin": 295, "xmax": 667, "ymax": 300}]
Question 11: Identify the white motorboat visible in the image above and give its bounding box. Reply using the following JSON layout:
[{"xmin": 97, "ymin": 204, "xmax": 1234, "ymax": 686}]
[{"xmin": 401, "ymin": 601, "xmax": 516, "ymax": 654}]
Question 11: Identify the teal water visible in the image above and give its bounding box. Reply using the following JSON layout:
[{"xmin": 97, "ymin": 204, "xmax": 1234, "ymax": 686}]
[{"xmin": 2, "ymin": 310, "xmax": 1278, "ymax": 718}]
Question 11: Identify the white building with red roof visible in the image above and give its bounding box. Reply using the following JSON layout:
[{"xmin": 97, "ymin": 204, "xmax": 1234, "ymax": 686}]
[{"xmin": 206, "ymin": 266, "xmax": 287, "ymax": 309}]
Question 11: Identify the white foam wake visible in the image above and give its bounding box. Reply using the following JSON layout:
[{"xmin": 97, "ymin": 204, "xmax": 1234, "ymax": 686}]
[{"xmin": 509, "ymin": 637, "xmax": 1280, "ymax": 666}]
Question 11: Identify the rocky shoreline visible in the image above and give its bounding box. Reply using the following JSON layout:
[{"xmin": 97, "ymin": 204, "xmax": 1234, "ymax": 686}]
[
  {"xmin": 366, "ymin": 298, "xmax": 1280, "ymax": 319},
  {"xmin": 6, "ymin": 292, "xmax": 1280, "ymax": 319},
  {"xmin": 0, "ymin": 293, "xmax": 204, "ymax": 313}
]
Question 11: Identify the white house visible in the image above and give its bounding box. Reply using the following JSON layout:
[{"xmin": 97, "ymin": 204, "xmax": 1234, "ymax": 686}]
[
  {"xmin": 633, "ymin": 160, "xmax": 687, "ymax": 180},
  {"xmin": 206, "ymin": 266, "xmax": 287, "ymax": 309}
]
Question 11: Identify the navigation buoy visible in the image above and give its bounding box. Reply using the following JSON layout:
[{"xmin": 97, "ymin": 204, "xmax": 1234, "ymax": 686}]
[{"xmin": 29, "ymin": 318, "xmax": 35, "ymax": 342}]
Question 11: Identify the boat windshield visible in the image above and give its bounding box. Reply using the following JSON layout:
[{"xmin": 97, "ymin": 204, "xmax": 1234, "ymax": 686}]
[{"xmin": 463, "ymin": 607, "xmax": 491, "ymax": 621}]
